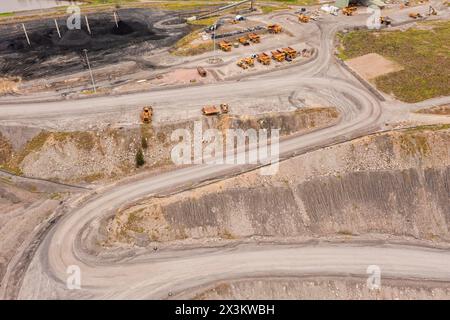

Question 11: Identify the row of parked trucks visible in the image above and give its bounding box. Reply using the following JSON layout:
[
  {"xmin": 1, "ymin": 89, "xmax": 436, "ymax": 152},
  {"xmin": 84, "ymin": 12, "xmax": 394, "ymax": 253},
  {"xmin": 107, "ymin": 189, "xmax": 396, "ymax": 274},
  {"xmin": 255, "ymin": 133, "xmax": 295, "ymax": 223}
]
[
  {"xmin": 238, "ymin": 47, "xmax": 312, "ymax": 69},
  {"xmin": 218, "ymin": 24, "xmax": 282, "ymax": 52}
]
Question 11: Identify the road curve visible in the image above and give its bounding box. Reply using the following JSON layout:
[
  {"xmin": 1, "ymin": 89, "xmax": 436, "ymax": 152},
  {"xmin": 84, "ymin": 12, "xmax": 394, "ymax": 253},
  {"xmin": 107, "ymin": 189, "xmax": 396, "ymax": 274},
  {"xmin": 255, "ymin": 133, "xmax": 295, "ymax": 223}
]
[
  {"xmin": 16, "ymin": 76, "xmax": 383, "ymax": 299},
  {"xmin": 2, "ymin": 12, "xmax": 449, "ymax": 299}
]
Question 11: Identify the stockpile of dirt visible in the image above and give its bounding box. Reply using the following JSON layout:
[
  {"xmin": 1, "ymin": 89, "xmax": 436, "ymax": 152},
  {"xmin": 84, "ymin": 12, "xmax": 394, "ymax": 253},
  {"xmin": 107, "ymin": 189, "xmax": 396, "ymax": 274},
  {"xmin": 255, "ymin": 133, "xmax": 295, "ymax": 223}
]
[
  {"xmin": 0, "ymin": 108, "xmax": 338, "ymax": 183},
  {"xmin": 107, "ymin": 126, "xmax": 450, "ymax": 246}
]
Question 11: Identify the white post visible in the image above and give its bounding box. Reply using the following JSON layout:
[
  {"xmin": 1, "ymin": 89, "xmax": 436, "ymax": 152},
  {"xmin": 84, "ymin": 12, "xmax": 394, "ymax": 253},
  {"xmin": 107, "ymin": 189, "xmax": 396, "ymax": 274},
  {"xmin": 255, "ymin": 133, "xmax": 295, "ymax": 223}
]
[
  {"xmin": 22, "ymin": 23, "xmax": 31, "ymax": 46},
  {"xmin": 113, "ymin": 11, "xmax": 119, "ymax": 28},
  {"xmin": 55, "ymin": 19, "xmax": 61, "ymax": 38},
  {"xmin": 85, "ymin": 16, "xmax": 91, "ymax": 35},
  {"xmin": 84, "ymin": 49, "xmax": 97, "ymax": 93}
]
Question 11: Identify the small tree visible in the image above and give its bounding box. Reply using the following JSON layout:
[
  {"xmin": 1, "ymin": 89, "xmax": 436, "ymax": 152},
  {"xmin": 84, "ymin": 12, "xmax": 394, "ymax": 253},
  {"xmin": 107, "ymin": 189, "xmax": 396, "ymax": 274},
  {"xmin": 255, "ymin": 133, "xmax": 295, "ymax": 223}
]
[
  {"xmin": 135, "ymin": 148, "xmax": 145, "ymax": 168},
  {"xmin": 141, "ymin": 137, "xmax": 148, "ymax": 149}
]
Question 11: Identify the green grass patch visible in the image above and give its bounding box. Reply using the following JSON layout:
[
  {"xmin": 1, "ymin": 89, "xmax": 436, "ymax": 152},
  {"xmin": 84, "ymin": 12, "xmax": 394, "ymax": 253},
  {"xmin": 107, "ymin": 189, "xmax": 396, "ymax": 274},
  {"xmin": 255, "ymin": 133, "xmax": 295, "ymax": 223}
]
[
  {"xmin": 259, "ymin": 4, "xmax": 290, "ymax": 14},
  {"xmin": 187, "ymin": 17, "xmax": 217, "ymax": 26},
  {"xmin": 172, "ymin": 29, "xmax": 214, "ymax": 56},
  {"xmin": 260, "ymin": 0, "xmax": 317, "ymax": 5},
  {"xmin": 404, "ymin": 123, "xmax": 450, "ymax": 133},
  {"xmin": 0, "ymin": 12, "xmax": 15, "ymax": 17},
  {"xmin": 338, "ymin": 21, "xmax": 450, "ymax": 102}
]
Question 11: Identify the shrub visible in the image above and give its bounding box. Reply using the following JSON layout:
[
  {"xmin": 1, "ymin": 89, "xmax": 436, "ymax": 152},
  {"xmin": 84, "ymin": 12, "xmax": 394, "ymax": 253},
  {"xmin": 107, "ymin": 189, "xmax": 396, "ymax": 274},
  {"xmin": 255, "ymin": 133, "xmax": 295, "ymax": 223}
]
[{"xmin": 135, "ymin": 148, "xmax": 145, "ymax": 167}]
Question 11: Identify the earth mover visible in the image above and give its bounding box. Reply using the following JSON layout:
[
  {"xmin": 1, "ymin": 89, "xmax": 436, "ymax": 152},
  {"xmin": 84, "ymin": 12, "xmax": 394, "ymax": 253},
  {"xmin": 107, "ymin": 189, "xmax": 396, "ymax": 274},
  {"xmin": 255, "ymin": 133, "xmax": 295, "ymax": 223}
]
[
  {"xmin": 342, "ymin": 6, "xmax": 357, "ymax": 16},
  {"xmin": 409, "ymin": 12, "xmax": 423, "ymax": 19},
  {"xmin": 271, "ymin": 50, "xmax": 285, "ymax": 62},
  {"xmin": 257, "ymin": 53, "xmax": 271, "ymax": 65},
  {"xmin": 218, "ymin": 41, "xmax": 232, "ymax": 51},
  {"xmin": 202, "ymin": 104, "xmax": 230, "ymax": 116},
  {"xmin": 140, "ymin": 107, "xmax": 153, "ymax": 123},
  {"xmin": 202, "ymin": 106, "xmax": 220, "ymax": 115},
  {"xmin": 238, "ymin": 36, "xmax": 250, "ymax": 46},
  {"xmin": 248, "ymin": 33, "xmax": 260, "ymax": 43},
  {"xmin": 243, "ymin": 57, "xmax": 255, "ymax": 67},
  {"xmin": 267, "ymin": 24, "xmax": 282, "ymax": 33},
  {"xmin": 298, "ymin": 14, "xmax": 310, "ymax": 23},
  {"xmin": 237, "ymin": 59, "xmax": 249, "ymax": 69},
  {"xmin": 282, "ymin": 47, "xmax": 297, "ymax": 59}
]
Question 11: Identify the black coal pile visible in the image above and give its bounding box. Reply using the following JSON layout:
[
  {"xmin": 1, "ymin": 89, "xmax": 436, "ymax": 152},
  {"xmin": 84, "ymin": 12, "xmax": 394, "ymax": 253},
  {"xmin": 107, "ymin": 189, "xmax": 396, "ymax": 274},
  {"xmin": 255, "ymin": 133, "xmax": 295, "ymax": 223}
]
[{"xmin": 0, "ymin": 9, "xmax": 188, "ymax": 79}]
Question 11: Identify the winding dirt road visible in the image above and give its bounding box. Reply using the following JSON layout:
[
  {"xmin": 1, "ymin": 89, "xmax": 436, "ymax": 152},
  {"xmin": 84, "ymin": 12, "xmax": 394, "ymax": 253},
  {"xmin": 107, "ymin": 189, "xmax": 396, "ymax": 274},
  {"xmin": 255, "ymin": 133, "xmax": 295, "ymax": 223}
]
[{"xmin": 1, "ymin": 7, "xmax": 449, "ymax": 299}]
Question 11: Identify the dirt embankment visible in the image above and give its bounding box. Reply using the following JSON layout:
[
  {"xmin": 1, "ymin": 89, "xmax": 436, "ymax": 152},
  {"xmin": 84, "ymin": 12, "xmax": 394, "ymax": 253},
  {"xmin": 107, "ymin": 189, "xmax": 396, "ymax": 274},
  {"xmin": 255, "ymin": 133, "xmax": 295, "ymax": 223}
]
[
  {"xmin": 0, "ymin": 177, "xmax": 59, "ymax": 282},
  {"xmin": 187, "ymin": 277, "xmax": 450, "ymax": 300},
  {"xmin": 0, "ymin": 108, "xmax": 338, "ymax": 183},
  {"xmin": 416, "ymin": 105, "xmax": 450, "ymax": 116},
  {"xmin": 107, "ymin": 126, "xmax": 450, "ymax": 246}
]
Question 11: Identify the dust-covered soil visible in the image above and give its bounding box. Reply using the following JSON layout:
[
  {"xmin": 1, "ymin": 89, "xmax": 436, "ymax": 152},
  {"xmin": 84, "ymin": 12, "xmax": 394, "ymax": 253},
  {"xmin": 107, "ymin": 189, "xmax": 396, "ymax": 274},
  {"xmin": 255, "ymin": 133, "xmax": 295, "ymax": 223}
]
[
  {"xmin": 107, "ymin": 125, "xmax": 450, "ymax": 247},
  {"xmin": 346, "ymin": 53, "xmax": 403, "ymax": 80},
  {"xmin": 0, "ymin": 107, "xmax": 339, "ymax": 183}
]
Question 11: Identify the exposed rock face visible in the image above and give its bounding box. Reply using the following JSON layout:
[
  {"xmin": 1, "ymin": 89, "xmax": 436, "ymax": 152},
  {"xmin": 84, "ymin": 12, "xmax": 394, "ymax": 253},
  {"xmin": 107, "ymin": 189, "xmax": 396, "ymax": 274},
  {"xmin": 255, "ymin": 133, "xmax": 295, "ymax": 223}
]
[
  {"xmin": 0, "ymin": 108, "xmax": 338, "ymax": 183},
  {"xmin": 108, "ymin": 127, "xmax": 450, "ymax": 245}
]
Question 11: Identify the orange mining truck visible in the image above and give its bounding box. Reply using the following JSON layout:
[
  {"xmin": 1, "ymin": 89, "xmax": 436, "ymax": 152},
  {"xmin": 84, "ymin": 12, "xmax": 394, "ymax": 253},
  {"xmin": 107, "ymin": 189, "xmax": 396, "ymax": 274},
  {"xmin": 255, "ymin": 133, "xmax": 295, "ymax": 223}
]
[
  {"xmin": 238, "ymin": 36, "xmax": 250, "ymax": 46},
  {"xmin": 140, "ymin": 106, "xmax": 153, "ymax": 123},
  {"xmin": 257, "ymin": 53, "xmax": 271, "ymax": 65},
  {"xmin": 248, "ymin": 33, "xmax": 260, "ymax": 43},
  {"xmin": 409, "ymin": 12, "xmax": 423, "ymax": 19},
  {"xmin": 342, "ymin": 6, "xmax": 357, "ymax": 16},
  {"xmin": 298, "ymin": 14, "xmax": 310, "ymax": 23},
  {"xmin": 202, "ymin": 104, "xmax": 229, "ymax": 115},
  {"xmin": 267, "ymin": 24, "xmax": 282, "ymax": 33},
  {"xmin": 237, "ymin": 59, "xmax": 249, "ymax": 69},
  {"xmin": 202, "ymin": 106, "xmax": 220, "ymax": 115},
  {"xmin": 218, "ymin": 40, "xmax": 232, "ymax": 52},
  {"xmin": 282, "ymin": 47, "xmax": 297, "ymax": 59},
  {"xmin": 237, "ymin": 57, "xmax": 255, "ymax": 69},
  {"xmin": 271, "ymin": 50, "xmax": 285, "ymax": 62}
]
